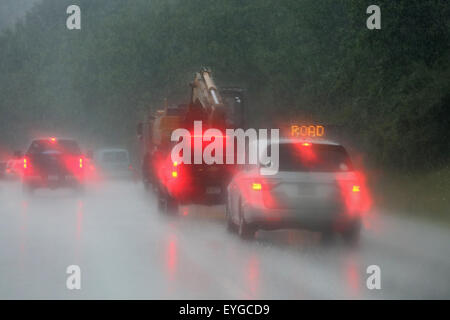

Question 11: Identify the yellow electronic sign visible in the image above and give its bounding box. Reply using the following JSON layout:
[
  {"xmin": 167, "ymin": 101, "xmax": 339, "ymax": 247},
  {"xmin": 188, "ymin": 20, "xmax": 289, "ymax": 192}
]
[{"xmin": 291, "ymin": 125, "xmax": 325, "ymax": 138}]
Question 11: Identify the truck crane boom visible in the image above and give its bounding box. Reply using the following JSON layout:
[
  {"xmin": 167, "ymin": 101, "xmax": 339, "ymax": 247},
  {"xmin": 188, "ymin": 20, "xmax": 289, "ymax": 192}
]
[
  {"xmin": 137, "ymin": 68, "xmax": 246, "ymax": 213},
  {"xmin": 189, "ymin": 68, "xmax": 227, "ymax": 128}
]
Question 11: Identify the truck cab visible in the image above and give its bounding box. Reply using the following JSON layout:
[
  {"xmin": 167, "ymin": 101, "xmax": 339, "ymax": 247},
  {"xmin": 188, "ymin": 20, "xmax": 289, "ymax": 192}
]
[{"xmin": 137, "ymin": 84, "xmax": 246, "ymax": 214}]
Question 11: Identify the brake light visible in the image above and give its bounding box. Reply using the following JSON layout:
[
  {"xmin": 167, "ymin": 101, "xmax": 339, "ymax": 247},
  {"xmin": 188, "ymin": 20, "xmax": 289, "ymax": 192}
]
[
  {"xmin": 23, "ymin": 158, "xmax": 28, "ymax": 169},
  {"xmin": 245, "ymin": 179, "xmax": 280, "ymax": 209},
  {"xmin": 252, "ymin": 183, "xmax": 262, "ymax": 190},
  {"xmin": 302, "ymin": 142, "xmax": 311, "ymax": 147},
  {"xmin": 50, "ymin": 137, "xmax": 56, "ymax": 143},
  {"xmin": 352, "ymin": 185, "xmax": 360, "ymax": 193},
  {"xmin": 171, "ymin": 161, "xmax": 179, "ymax": 178},
  {"xmin": 79, "ymin": 158, "xmax": 83, "ymax": 168},
  {"xmin": 251, "ymin": 179, "xmax": 280, "ymax": 191}
]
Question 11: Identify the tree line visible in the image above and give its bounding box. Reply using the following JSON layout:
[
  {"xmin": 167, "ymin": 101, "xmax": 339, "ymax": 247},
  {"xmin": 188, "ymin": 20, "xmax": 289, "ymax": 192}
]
[{"xmin": 0, "ymin": 0, "xmax": 448, "ymax": 171}]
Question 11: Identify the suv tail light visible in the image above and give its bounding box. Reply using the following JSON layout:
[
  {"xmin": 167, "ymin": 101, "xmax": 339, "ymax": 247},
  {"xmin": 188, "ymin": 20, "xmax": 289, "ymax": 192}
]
[
  {"xmin": 252, "ymin": 183, "xmax": 262, "ymax": 190},
  {"xmin": 247, "ymin": 179, "xmax": 280, "ymax": 209},
  {"xmin": 251, "ymin": 179, "xmax": 280, "ymax": 191}
]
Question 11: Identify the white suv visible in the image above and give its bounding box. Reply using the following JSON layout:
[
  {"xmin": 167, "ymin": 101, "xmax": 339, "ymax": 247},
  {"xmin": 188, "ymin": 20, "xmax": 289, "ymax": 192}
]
[{"xmin": 226, "ymin": 139, "xmax": 365, "ymax": 244}]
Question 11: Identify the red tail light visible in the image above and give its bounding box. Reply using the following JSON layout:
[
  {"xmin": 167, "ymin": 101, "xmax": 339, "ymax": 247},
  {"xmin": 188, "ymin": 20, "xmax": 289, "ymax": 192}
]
[
  {"xmin": 23, "ymin": 158, "xmax": 28, "ymax": 169},
  {"xmin": 336, "ymin": 172, "xmax": 372, "ymax": 217},
  {"xmin": 79, "ymin": 158, "xmax": 83, "ymax": 168}
]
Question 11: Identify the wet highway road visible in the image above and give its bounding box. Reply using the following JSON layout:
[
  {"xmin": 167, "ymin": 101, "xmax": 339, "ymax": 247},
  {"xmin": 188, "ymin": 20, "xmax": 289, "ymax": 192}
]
[{"xmin": 1, "ymin": 180, "xmax": 449, "ymax": 299}]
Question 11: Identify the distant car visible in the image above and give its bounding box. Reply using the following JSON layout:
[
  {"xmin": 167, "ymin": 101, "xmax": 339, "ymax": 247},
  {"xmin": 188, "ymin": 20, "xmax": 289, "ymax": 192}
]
[
  {"xmin": 22, "ymin": 138, "xmax": 86, "ymax": 193},
  {"xmin": 0, "ymin": 161, "xmax": 6, "ymax": 179},
  {"xmin": 226, "ymin": 138, "xmax": 365, "ymax": 244},
  {"xmin": 93, "ymin": 148, "xmax": 135, "ymax": 180},
  {"xmin": 4, "ymin": 158, "xmax": 23, "ymax": 179}
]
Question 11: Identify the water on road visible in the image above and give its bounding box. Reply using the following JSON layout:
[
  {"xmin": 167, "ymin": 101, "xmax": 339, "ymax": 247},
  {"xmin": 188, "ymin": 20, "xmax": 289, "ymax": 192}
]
[{"xmin": 1, "ymin": 180, "xmax": 449, "ymax": 299}]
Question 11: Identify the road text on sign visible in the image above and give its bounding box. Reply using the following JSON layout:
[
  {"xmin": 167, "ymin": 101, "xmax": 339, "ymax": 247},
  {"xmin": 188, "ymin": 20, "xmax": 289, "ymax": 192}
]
[{"xmin": 291, "ymin": 125, "xmax": 325, "ymax": 138}]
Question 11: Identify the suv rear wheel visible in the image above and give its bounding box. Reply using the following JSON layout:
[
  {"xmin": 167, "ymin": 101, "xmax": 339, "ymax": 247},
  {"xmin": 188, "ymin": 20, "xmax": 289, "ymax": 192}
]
[
  {"xmin": 237, "ymin": 200, "xmax": 255, "ymax": 240},
  {"xmin": 226, "ymin": 202, "xmax": 237, "ymax": 233}
]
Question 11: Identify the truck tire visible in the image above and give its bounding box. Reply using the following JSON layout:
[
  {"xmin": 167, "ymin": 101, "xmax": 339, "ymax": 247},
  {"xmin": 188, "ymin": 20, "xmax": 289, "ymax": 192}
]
[
  {"xmin": 341, "ymin": 219, "xmax": 361, "ymax": 247},
  {"xmin": 320, "ymin": 229, "xmax": 337, "ymax": 246},
  {"xmin": 143, "ymin": 178, "xmax": 150, "ymax": 191},
  {"xmin": 157, "ymin": 188, "xmax": 178, "ymax": 215}
]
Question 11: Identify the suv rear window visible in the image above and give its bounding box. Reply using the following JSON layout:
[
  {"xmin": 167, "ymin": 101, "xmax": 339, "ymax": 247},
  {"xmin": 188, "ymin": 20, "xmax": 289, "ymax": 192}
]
[
  {"xmin": 26, "ymin": 139, "xmax": 82, "ymax": 155},
  {"xmin": 275, "ymin": 142, "xmax": 353, "ymax": 172}
]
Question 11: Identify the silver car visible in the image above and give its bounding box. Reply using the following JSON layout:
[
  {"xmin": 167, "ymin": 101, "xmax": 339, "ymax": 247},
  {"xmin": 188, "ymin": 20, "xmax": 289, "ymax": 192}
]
[
  {"xmin": 94, "ymin": 148, "xmax": 135, "ymax": 180},
  {"xmin": 226, "ymin": 138, "xmax": 365, "ymax": 244}
]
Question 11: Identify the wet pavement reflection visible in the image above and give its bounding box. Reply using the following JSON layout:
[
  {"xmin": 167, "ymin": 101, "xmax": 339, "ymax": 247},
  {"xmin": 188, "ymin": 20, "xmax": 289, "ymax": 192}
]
[{"xmin": 0, "ymin": 180, "xmax": 449, "ymax": 299}]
